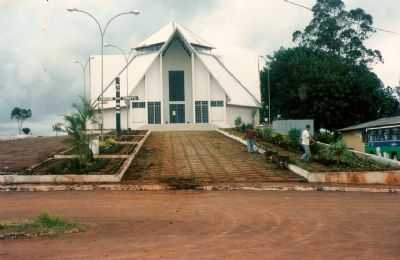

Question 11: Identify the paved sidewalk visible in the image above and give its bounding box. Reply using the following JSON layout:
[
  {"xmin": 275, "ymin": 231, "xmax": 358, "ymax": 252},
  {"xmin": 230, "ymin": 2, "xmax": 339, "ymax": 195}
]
[{"xmin": 124, "ymin": 131, "xmax": 304, "ymax": 184}]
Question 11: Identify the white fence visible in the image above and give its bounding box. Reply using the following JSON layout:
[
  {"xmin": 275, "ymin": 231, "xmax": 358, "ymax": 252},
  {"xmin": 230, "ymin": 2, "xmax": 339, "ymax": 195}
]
[{"xmin": 272, "ymin": 120, "xmax": 314, "ymax": 135}]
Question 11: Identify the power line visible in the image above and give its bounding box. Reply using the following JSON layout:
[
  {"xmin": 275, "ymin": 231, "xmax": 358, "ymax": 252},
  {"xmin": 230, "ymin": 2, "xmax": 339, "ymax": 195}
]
[{"xmin": 284, "ymin": 0, "xmax": 400, "ymax": 36}]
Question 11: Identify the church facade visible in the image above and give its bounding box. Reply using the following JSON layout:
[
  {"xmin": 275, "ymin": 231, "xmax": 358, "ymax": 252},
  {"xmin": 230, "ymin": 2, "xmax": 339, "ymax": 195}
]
[{"xmin": 87, "ymin": 22, "xmax": 261, "ymax": 129}]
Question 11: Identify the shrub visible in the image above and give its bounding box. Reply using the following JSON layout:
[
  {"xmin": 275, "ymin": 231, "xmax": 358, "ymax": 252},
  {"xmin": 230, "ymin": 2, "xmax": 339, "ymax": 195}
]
[
  {"xmin": 272, "ymin": 133, "xmax": 284, "ymax": 145},
  {"xmin": 288, "ymin": 128, "xmax": 301, "ymax": 148},
  {"xmin": 234, "ymin": 116, "xmax": 242, "ymax": 129},
  {"xmin": 22, "ymin": 127, "xmax": 31, "ymax": 135},
  {"xmin": 317, "ymin": 129, "xmax": 340, "ymax": 144},
  {"xmin": 327, "ymin": 139, "xmax": 349, "ymax": 165},
  {"xmin": 261, "ymin": 127, "xmax": 273, "ymax": 141}
]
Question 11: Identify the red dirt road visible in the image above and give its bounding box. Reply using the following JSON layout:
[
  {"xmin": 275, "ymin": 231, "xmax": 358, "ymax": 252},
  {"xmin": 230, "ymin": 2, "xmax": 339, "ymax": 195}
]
[{"xmin": 0, "ymin": 191, "xmax": 399, "ymax": 260}]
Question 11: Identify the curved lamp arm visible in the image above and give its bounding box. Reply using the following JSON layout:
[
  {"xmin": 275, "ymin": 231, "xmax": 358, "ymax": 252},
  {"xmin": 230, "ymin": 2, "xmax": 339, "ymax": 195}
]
[
  {"xmin": 103, "ymin": 11, "xmax": 140, "ymax": 36},
  {"xmin": 67, "ymin": 8, "xmax": 104, "ymax": 36}
]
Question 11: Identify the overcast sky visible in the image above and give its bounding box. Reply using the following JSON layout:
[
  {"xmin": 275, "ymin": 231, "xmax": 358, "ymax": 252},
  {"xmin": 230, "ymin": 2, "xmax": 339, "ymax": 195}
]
[{"xmin": 0, "ymin": 0, "xmax": 399, "ymax": 135}]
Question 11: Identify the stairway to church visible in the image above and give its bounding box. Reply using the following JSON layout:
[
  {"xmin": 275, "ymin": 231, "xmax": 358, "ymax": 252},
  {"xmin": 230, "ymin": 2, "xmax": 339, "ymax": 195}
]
[{"xmin": 124, "ymin": 131, "xmax": 305, "ymax": 184}]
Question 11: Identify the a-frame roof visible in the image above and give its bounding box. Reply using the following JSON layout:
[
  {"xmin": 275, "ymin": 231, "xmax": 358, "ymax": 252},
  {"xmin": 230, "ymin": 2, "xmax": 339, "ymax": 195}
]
[
  {"xmin": 135, "ymin": 22, "xmax": 215, "ymax": 50},
  {"xmin": 92, "ymin": 22, "xmax": 260, "ymax": 108}
]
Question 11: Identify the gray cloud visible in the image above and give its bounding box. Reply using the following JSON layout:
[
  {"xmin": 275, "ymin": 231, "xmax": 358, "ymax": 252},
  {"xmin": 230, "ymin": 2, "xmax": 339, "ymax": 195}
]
[{"xmin": 0, "ymin": 0, "xmax": 399, "ymax": 135}]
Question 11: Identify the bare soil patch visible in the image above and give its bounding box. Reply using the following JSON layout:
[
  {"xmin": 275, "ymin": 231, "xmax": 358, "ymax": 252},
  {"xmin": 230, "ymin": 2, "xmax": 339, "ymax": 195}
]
[{"xmin": 0, "ymin": 137, "xmax": 67, "ymax": 173}]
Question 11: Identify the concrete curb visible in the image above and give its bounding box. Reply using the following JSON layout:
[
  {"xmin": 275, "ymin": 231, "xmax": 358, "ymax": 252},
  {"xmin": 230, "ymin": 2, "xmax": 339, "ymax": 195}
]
[{"xmin": 0, "ymin": 183, "xmax": 399, "ymax": 193}]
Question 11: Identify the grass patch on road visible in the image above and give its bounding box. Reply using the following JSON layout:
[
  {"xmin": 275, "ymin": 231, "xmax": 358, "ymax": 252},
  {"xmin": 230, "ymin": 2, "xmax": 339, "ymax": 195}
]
[{"xmin": 0, "ymin": 212, "xmax": 81, "ymax": 240}]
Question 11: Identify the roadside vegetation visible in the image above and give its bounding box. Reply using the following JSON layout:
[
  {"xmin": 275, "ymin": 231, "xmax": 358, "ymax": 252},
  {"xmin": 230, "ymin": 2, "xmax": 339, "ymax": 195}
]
[
  {"xmin": 227, "ymin": 124, "xmax": 394, "ymax": 172},
  {"xmin": 0, "ymin": 212, "xmax": 81, "ymax": 239},
  {"xmin": 259, "ymin": 0, "xmax": 399, "ymax": 131}
]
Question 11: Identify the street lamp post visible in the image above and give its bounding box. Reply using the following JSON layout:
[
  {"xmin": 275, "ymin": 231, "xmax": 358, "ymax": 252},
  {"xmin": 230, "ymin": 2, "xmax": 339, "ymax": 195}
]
[
  {"xmin": 74, "ymin": 57, "xmax": 93, "ymax": 100},
  {"xmin": 67, "ymin": 8, "xmax": 140, "ymax": 138},
  {"xmin": 104, "ymin": 43, "xmax": 135, "ymax": 130},
  {"xmin": 258, "ymin": 55, "xmax": 271, "ymax": 126}
]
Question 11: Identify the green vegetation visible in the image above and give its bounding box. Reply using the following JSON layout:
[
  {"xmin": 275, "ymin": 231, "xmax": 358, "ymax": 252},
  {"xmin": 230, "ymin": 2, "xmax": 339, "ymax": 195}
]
[
  {"xmin": 288, "ymin": 128, "xmax": 301, "ymax": 148},
  {"xmin": 260, "ymin": 0, "xmax": 399, "ymax": 130},
  {"xmin": 227, "ymin": 127, "xmax": 392, "ymax": 171},
  {"xmin": 10, "ymin": 107, "xmax": 32, "ymax": 134},
  {"xmin": 62, "ymin": 97, "xmax": 97, "ymax": 169},
  {"xmin": 45, "ymin": 158, "xmax": 111, "ymax": 174},
  {"xmin": 22, "ymin": 127, "xmax": 31, "ymax": 135},
  {"xmin": 52, "ymin": 122, "xmax": 64, "ymax": 136},
  {"xmin": 234, "ymin": 116, "xmax": 242, "ymax": 129},
  {"xmin": 0, "ymin": 212, "xmax": 80, "ymax": 239}
]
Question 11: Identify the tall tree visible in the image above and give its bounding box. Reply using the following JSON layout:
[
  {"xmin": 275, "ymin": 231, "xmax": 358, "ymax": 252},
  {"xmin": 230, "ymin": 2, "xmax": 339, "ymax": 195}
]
[
  {"xmin": 10, "ymin": 107, "xmax": 32, "ymax": 134},
  {"xmin": 261, "ymin": 47, "xmax": 398, "ymax": 130},
  {"xmin": 292, "ymin": 0, "xmax": 382, "ymax": 65},
  {"xmin": 260, "ymin": 0, "xmax": 398, "ymax": 130}
]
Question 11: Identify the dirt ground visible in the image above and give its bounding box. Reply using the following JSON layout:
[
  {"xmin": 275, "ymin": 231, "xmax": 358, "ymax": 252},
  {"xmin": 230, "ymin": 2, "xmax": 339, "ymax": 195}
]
[
  {"xmin": 0, "ymin": 191, "xmax": 399, "ymax": 260},
  {"xmin": 0, "ymin": 137, "xmax": 67, "ymax": 172},
  {"xmin": 125, "ymin": 131, "xmax": 304, "ymax": 184}
]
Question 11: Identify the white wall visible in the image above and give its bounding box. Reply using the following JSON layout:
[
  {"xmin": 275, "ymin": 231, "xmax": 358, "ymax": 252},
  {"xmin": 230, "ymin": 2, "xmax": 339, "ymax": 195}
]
[
  {"xmin": 132, "ymin": 78, "xmax": 145, "ymax": 100},
  {"xmin": 227, "ymin": 105, "xmax": 259, "ymax": 127},
  {"xmin": 194, "ymin": 57, "xmax": 210, "ymax": 100},
  {"xmin": 162, "ymin": 38, "xmax": 193, "ymax": 123},
  {"xmin": 210, "ymin": 76, "xmax": 226, "ymax": 124},
  {"xmin": 88, "ymin": 108, "xmax": 129, "ymax": 130},
  {"xmin": 145, "ymin": 56, "xmax": 162, "ymax": 101}
]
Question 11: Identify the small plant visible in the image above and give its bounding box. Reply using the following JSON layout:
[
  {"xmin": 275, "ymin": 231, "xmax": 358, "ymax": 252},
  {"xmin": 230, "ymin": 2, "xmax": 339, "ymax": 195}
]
[
  {"xmin": 234, "ymin": 116, "xmax": 242, "ymax": 129},
  {"xmin": 288, "ymin": 128, "xmax": 301, "ymax": 148},
  {"xmin": 261, "ymin": 127, "xmax": 273, "ymax": 141},
  {"xmin": 22, "ymin": 127, "xmax": 31, "ymax": 135},
  {"xmin": 62, "ymin": 97, "xmax": 98, "ymax": 169},
  {"xmin": 327, "ymin": 139, "xmax": 349, "ymax": 165},
  {"xmin": 0, "ymin": 212, "xmax": 80, "ymax": 239}
]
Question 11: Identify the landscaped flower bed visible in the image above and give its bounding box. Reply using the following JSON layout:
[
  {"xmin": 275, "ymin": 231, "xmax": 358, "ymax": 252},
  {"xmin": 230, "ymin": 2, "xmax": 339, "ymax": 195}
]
[
  {"xmin": 30, "ymin": 158, "xmax": 125, "ymax": 175},
  {"xmin": 225, "ymin": 128, "xmax": 398, "ymax": 173}
]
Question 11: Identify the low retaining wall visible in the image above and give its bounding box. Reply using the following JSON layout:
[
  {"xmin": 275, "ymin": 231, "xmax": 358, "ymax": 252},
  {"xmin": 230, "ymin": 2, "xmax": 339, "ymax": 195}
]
[
  {"xmin": 218, "ymin": 129, "xmax": 400, "ymax": 186},
  {"xmin": 1, "ymin": 183, "xmax": 399, "ymax": 193},
  {"xmin": 0, "ymin": 130, "xmax": 151, "ymax": 184}
]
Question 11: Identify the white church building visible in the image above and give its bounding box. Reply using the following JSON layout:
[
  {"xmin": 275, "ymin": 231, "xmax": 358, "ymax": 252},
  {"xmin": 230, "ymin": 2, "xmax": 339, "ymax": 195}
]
[{"xmin": 87, "ymin": 22, "xmax": 261, "ymax": 129}]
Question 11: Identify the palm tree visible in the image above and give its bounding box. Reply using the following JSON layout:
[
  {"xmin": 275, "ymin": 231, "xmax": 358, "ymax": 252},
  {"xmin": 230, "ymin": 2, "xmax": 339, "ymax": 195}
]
[
  {"xmin": 52, "ymin": 122, "xmax": 64, "ymax": 136},
  {"xmin": 62, "ymin": 97, "xmax": 97, "ymax": 168},
  {"xmin": 10, "ymin": 107, "xmax": 32, "ymax": 134}
]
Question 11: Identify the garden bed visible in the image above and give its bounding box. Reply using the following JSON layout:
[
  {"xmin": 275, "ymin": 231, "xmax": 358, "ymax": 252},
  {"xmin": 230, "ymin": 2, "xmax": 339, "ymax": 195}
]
[
  {"xmin": 30, "ymin": 158, "xmax": 125, "ymax": 175},
  {"xmin": 224, "ymin": 128, "xmax": 399, "ymax": 173}
]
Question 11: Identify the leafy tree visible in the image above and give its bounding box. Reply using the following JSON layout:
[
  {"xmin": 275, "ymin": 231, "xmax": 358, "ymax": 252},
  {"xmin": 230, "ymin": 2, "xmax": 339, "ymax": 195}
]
[
  {"xmin": 52, "ymin": 122, "xmax": 64, "ymax": 137},
  {"xmin": 292, "ymin": 0, "xmax": 382, "ymax": 65},
  {"xmin": 62, "ymin": 97, "xmax": 97, "ymax": 168},
  {"xmin": 10, "ymin": 107, "xmax": 32, "ymax": 134},
  {"xmin": 260, "ymin": 0, "xmax": 399, "ymax": 130},
  {"xmin": 261, "ymin": 47, "xmax": 398, "ymax": 130}
]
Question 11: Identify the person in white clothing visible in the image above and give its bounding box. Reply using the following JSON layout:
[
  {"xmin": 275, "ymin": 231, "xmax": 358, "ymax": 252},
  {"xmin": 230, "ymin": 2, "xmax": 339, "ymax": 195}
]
[{"xmin": 301, "ymin": 125, "xmax": 312, "ymax": 161}]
